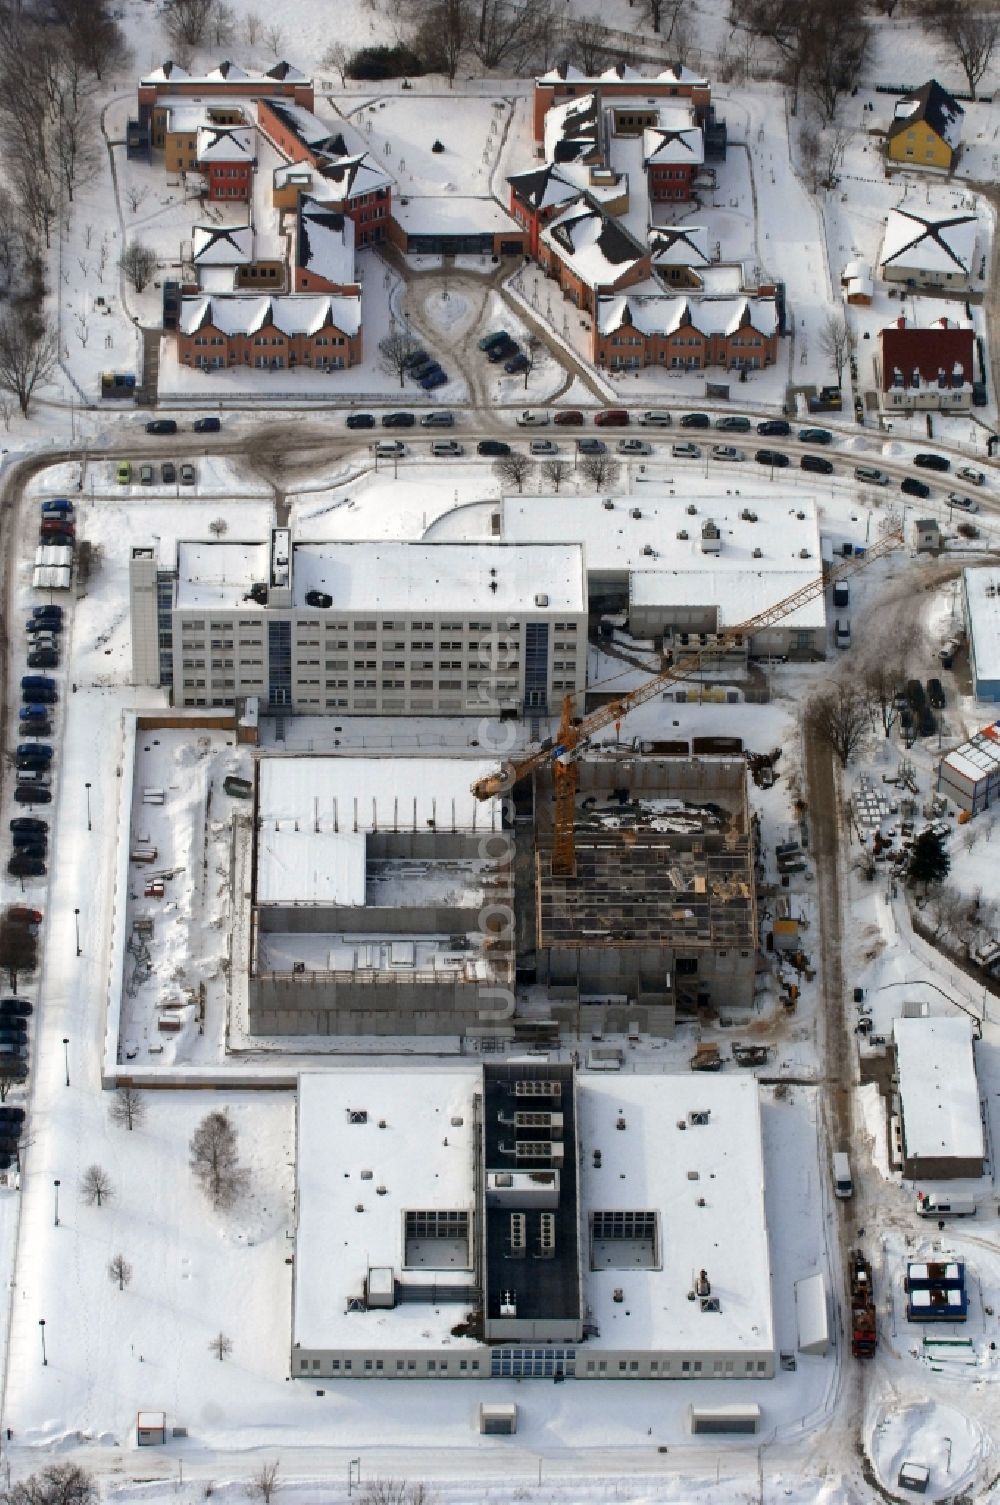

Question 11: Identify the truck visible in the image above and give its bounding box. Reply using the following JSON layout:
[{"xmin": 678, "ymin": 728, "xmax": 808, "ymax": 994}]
[
  {"xmin": 223, "ymin": 775, "xmax": 253, "ymax": 798},
  {"xmin": 850, "ymin": 1250, "xmax": 877, "ymax": 1358}
]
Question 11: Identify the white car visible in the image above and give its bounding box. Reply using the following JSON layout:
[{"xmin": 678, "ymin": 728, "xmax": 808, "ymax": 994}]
[
  {"xmin": 638, "ymin": 410, "xmax": 672, "ymax": 427},
  {"xmin": 957, "ymin": 466, "xmax": 985, "ymax": 486},
  {"xmin": 515, "ymin": 410, "xmax": 550, "ymax": 427},
  {"xmin": 375, "ymin": 440, "xmax": 405, "ymax": 458},
  {"xmin": 947, "ymin": 492, "xmax": 980, "ymax": 513},
  {"xmin": 618, "ymin": 438, "xmax": 652, "ymax": 456},
  {"xmin": 711, "ymin": 445, "xmax": 745, "ymax": 462},
  {"xmin": 530, "ymin": 438, "xmax": 559, "ymax": 456},
  {"xmin": 854, "ymin": 466, "xmax": 889, "ymax": 486},
  {"xmin": 671, "ymin": 442, "xmax": 701, "ymax": 459}
]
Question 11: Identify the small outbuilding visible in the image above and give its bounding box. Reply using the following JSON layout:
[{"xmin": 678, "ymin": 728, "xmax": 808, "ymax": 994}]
[
  {"xmin": 136, "ymin": 1411, "xmax": 167, "ymax": 1446},
  {"xmin": 893, "ymin": 1016, "xmax": 984, "ymax": 1179},
  {"xmin": 912, "ymin": 518, "xmax": 940, "ymax": 553},
  {"xmin": 689, "ymin": 1403, "xmax": 761, "ymax": 1435},
  {"xmin": 479, "ymin": 1402, "xmax": 517, "ymax": 1435},
  {"xmin": 898, "ymin": 1461, "xmax": 930, "ymax": 1494},
  {"xmin": 794, "ymin": 1272, "xmax": 831, "ymax": 1356}
]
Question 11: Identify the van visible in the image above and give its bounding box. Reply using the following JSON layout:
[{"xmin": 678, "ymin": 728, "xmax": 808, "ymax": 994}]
[
  {"xmin": 832, "ymin": 582, "xmax": 849, "ymax": 609},
  {"xmin": 594, "ymin": 408, "xmax": 629, "ymax": 427},
  {"xmin": 832, "ymin": 1152, "xmax": 853, "ymax": 1198},
  {"xmin": 835, "ymin": 619, "xmax": 851, "ymax": 649},
  {"xmin": 21, "ymin": 676, "xmax": 57, "ymax": 694},
  {"xmin": 916, "ymin": 1192, "xmax": 976, "ymax": 1219},
  {"xmin": 430, "ymin": 440, "xmax": 464, "ymax": 457},
  {"xmin": 947, "ymin": 493, "xmax": 979, "ymax": 514},
  {"xmin": 638, "ymin": 410, "xmax": 672, "ymax": 427},
  {"xmin": 375, "ymin": 440, "xmax": 405, "ymax": 458}
]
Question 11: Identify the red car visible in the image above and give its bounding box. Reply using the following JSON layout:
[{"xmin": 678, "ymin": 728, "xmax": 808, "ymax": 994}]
[
  {"xmin": 594, "ymin": 408, "xmax": 629, "ymax": 427},
  {"xmin": 6, "ymin": 907, "xmax": 42, "ymax": 926},
  {"xmin": 553, "ymin": 409, "xmax": 585, "ymax": 426}
]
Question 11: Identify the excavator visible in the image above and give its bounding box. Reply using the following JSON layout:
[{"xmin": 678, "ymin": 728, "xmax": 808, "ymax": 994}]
[{"xmin": 472, "ymin": 527, "xmax": 904, "ymax": 876}]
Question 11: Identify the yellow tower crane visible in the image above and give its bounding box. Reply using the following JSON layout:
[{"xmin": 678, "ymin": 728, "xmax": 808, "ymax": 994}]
[{"xmin": 472, "ymin": 528, "xmax": 904, "ymax": 876}]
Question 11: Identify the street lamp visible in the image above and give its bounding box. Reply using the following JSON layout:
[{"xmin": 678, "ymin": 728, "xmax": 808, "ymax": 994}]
[
  {"xmin": 347, "ymin": 1460, "xmax": 361, "ymax": 1497},
  {"xmin": 62, "ymin": 1038, "xmax": 69, "ymax": 1087},
  {"xmin": 74, "ymin": 909, "xmax": 81, "ymax": 958},
  {"xmin": 85, "ymin": 783, "xmax": 92, "ymax": 833},
  {"xmin": 53, "ymin": 1180, "xmax": 60, "ymax": 1227},
  {"xmin": 39, "ymin": 1320, "xmax": 47, "ymax": 1366}
]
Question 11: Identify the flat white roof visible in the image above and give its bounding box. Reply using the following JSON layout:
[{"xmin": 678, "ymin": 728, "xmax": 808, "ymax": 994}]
[
  {"xmin": 941, "ymin": 720, "xmax": 1000, "ymax": 787},
  {"xmin": 965, "ymin": 567, "xmax": 1000, "ymax": 687},
  {"xmin": 893, "ymin": 1016, "xmax": 984, "ymax": 1165},
  {"xmin": 291, "ymin": 541, "xmax": 587, "ymax": 614},
  {"xmin": 577, "ymin": 1074, "xmax": 774, "ymax": 1354},
  {"xmin": 294, "ymin": 1068, "xmax": 483, "ymax": 1350},
  {"xmin": 256, "ymin": 755, "xmax": 502, "ymax": 905},
  {"xmin": 175, "ymin": 541, "xmax": 270, "ymax": 609},
  {"xmin": 392, "ymin": 195, "xmax": 520, "ymax": 235}
]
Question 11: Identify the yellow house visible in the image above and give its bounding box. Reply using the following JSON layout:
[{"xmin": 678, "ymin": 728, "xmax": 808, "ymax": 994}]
[{"xmin": 887, "ymin": 80, "xmax": 963, "ymax": 172}]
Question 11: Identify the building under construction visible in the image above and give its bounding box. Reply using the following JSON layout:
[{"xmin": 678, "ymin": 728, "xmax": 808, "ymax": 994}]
[{"xmin": 530, "ymin": 755, "xmax": 756, "ymax": 1037}]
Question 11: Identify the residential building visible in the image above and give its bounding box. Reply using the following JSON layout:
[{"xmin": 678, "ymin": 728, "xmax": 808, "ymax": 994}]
[
  {"xmin": 594, "ymin": 288, "xmax": 780, "ymax": 372},
  {"xmin": 879, "ymin": 206, "xmax": 977, "ymax": 289},
  {"xmin": 175, "ymin": 293, "xmax": 362, "ymax": 371},
  {"xmin": 876, "ymin": 315, "xmax": 975, "ymax": 412},
  {"xmin": 195, "ymin": 124, "xmax": 255, "ymax": 200},
  {"xmin": 159, "ymin": 103, "xmax": 247, "ymax": 173},
  {"xmin": 538, "ymin": 202, "xmax": 650, "ymax": 314},
  {"xmin": 189, "ymin": 225, "xmax": 285, "ymax": 294},
  {"xmin": 533, "ymin": 63, "xmax": 712, "ymax": 142},
  {"xmin": 648, "ymin": 224, "xmax": 713, "ymax": 287},
  {"xmin": 642, "ymin": 105, "xmax": 704, "ymax": 203},
  {"xmin": 887, "ymin": 80, "xmax": 964, "ymax": 172},
  {"xmin": 258, "ymin": 99, "xmax": 393, "ymax": 246},
  {"xmin": 137, "ymin": 58, "xmax": 314, "ymax": 133},
  {"xmin": 292, "ymin": 1063, "xmax": 775, "ymax": 1381},
  {"xmin": 892, "ymin": 1017, "xmax": 984, "ymax": 1179},
  {"xmin": 129, "ymin": 531, "xmax": 588, "ymax": 716},
  {"xmin": 962, "ymin": 567, "xmax": 1000, "ymax": 701},
  {"xmin": 293, "ymin": 201, "xmax": 360, "ymax": 294}
]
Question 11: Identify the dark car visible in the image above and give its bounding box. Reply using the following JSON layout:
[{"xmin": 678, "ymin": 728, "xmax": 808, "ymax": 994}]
[
  {"xmin": 755, "ymin": 449, "xmax": 790, "ymax": 468},
  {"xmin": 801, "ymin": 454, "xmax": 833, "ymax": 474},
  {"xmin": 0, "ymin": 1004, "xmax": 31, "ymax": 1021},
  {"xmin": 594, "ymin": 409, "xmax": 630, "ymax": 428},
  {"xmin": 901, "ymin": 477, "xmax": 930, "ymax": 498},
  {"xmin": 16, "ymin": 754, "xmax": 53, "ymax": 773},
  {"xmin": 162, "ymin": 462, "xmax": 177, "ymax": 485},
  {"xmin": 7, "ymin": 855, "xmax": 44, "ymax": 879},
  {"xmin": 382, "ymin": 412, "xmax": 416, "ymax": 428},
  {"xmin": 10, "ymin": 820, "xmax": 47, "ymax": 836},
  {"xmin": 680, "ymin": 412, "xmax": 711, "ymax": 428},
  {"xmin": 487, "ymin": 341, "xmax": 517, "ymax": 364},
  {"xmin": 41, "ymin": 500, "xmax": 73, "ymax": 517},
  {"xmin": 26, "ymin": 617, "xmax": 62, "ymax": 635},
  {"xmin": 145, "ymin": 419, "xmax": 178, "ymax": 435},
  {"xmin": 0, "ymin": 1040, "xmax": 29, "ymax": 1058},
  {"xmin": 756, "ymin": 419, "xmax": 791, "ymax": 436},
  {"xmin": 0, "ymin": 1102, "xmax": 27, "ymax": 1116},
  {"xmin": 577, "ymin": 438, "xmax": 607, "ymax": 455},
  {"xmin": 906, "ymin": 678, "xmax": 926, "ymax": 710},
  {"xmin": 40, "ymin": 518, "xmax": 75, "ymax": 536},
  {"xmin": 27, "ymin": 650, "xmax": 59, "ymax": 670},
  {"xmin": 504, "ymin": 354, "xmax": 530, "ymax": 375},
  {"xmin": 5, "ymin": 908, "xmax": 41, "ymax": 926},
  {"xmin": 927, "ymin": 678, "xmax": 946, "ymax": 709},
  {"xmin": 32, "ymin": 605, "xmax": 63, "ymax": 620},
  {"xmin": 553, "ymin": 410, "xmax": 584, "ymax": 426},
  {"xmin": 478, "ymin": 331, "xmax": 512, "ymax": 352},
  {"xmin": 420, "ymin": 369, "xmax": 449, "ymax": 390},
  {"xmin": 13, "ymin": 787, "xmax": 51, "ymax": 805},
  {"xmin": 346, "ymin": 412, "xmax": 375, "ymax": 429},
  {"xmin": 11, "ymin": 831, "xmax": 46, "ymax": 850},
  {"xmin": 304, "ymin": 590, "xmax": 333, "ymax": 609},
  {"xmin": 798, "ymin": 427, "xmax": 833, "ymax": 445},
  {"xmin": 477, "ymin": 440, "xmax": 511, "ymax": 457},
  {"xmin": 19, "ymin": 721, "xmax": 51, "ymax": 739},
  {"xmin": 409, "ymin": 358, "xmax": 440, "ymax": 381},
  {"xmin": 193, "ymin": 416, "xmax": 221, "ymax": 433},
  {"xmin": 918, "ymin": 705, "xmax": 937, "ymax": 738},
  {"xmin": 12, "ymin": 842, "xmax": 46, "ymax": 861},
  {"xmin": 16, "ymin": 743, "xmax": 52, "ymax": 761},
  {"xmin": 913, "ymin": 452, "xmax": 950, "ymax": 472},
  {"xmin": 0, "ymin": 1026, "xmax": 28, "ymax": 1043},
  {"xmin": 402, "ymin": 348, "xmax": 430, "ymax": 371},
  {"xmin": 21, "ymin": 676, "xmax": 56, "ymax": 695}
]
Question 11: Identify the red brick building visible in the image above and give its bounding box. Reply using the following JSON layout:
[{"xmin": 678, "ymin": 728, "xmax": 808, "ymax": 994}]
[
  {"xmin": 507, "ymin": 164, "xmax": 584, "ymax": 257},
  {"xmin": 539, "ymin": 202, "xmax": 649, "ymax": 314},
  {"xmin": 257, "ymin": 99, "xmax": 392, "ymax": 247},
  {"xmin": 196, "ymin": 125, "xmax": 255, "ymax": 201},
  {"xmin": 642, "ymin": 118, "xmax": 704, "ymax": 204},
  {"xmin": 533, "ymin": 62, "xmax": 711, "ymax": 142},
  {"xmin": 594, "ymin": 293, "xmax": 780, "ymax": 371},
  {"xmin": 877, "ymin": 315, "xmax": 975, "ymax": 412},
  {"xmin": 177, "ymin": 294, "xmax": 362, "ymax": 371},
  {"xmin": 138, "ymin": 59, "xmax": 313, "ymax": 126}
]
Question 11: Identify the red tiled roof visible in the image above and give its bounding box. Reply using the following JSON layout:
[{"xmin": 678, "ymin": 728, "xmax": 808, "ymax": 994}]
[{"xmin": 878, "ymin": 319, "xmax": 974, "ymax": 392}]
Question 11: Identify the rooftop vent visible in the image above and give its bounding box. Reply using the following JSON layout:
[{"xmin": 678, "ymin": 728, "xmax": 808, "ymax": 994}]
[
  {"xmin": 696, "ymin": 1269, "xmax": 711, "ymax": 1296},
  {"xmin": 689, "ymin": 1110, "xmax": 710, "ymax": 1126},
  {"xmin": 612, "ymin": 1288, "xmax": 624, "ymax": 1303},
  {"xmin": 593, "ymin": 1149, "xmax": 602, "ymax": 1167},
  {"xmin": 616, "ymin": 1115, "xmax": 627, "ymax": 1130},
  {"xmin": 348, "ymin": 1110, "xmax": 368, "ymax": 1125},
  {"xmin": 360, "ymin": 1169, "xmax": 373, "ymax": 1180},
  {"xmin": 686, "ymin": 503, "xmax": 697, "ymax": 515},
  {"xmin": 376, "ymin": 1185, "xmax": 387, "ymax": 1196},
  {"xmin": 753, "ymin": 547, "xmax": 763, "ymax": 558},
  {"xmin": 642, "ymin": 544, "xmax": 655, "ymax": 557},
  {"xmin": 799, "ymin": 548, "xmax": 811, "ymax": 559},
  {"xmin": 677, "ymin": 529, "xmax": 689, "ymax": 541},
  {"xmin": 534, "ymin": 593, "xmax": 549, "ymax": 607},
  {"xmin": 631, "ymin": 508, "xmax": 642, "ymax": 519},
  {"xmin": 355, "ymin": 1203, "xmax": 365, "ymax": 1213}
]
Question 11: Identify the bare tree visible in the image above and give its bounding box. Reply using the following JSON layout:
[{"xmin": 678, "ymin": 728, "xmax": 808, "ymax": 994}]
[
  {"xmin": 521, "ymin": 332, "xmax": 547, "ymax": 391},
  {"xmin": 108, "ymin": 1254, "xmax": 133, "ymax": 1291},
  {"xmin": 730, "ymin": 0, "xmax": 866, "ymax": 116},
  {"xmin": 925, "ymin": 1, "xmax": 999, "ymax": 95},
  {"xmin": 818, "ymin": 310, "xmax": 855, "ymax": 385},
  {"xmin": 209, "ymin": 517, "xmax": 229, "ymax": 537},
  {"xmin": 411, "ymin": 0, "xmax": 473, "ymax": 84},
  {"xmin": 359, "ymin": 1483, "xmax": 434, "ymax": 1505},
  {"xmin": 493, "ymin": 452, "xmax": 534, "ymax": 493},
  {"xmin": 378, "ymin": 329, "xmax": 422, "ymax": 388},
  {"xmin": 163, "ymin": 0, "xmax": 218, "ymax": 48},
  {"xmin": 109, "ymin": 1086, "xmax": 146, "ymax": 1131},
  {"xmin": 211, "ymin": 1, "xmax": 235, "ymax": 47},
  {"xmin": 263, "ymin": 21, "xmax": 285, "ymax": 54},
  {"xmin": 805, "ymin": 683, "xmax": 867, "ymax": 767},
  {"xmin": 247, "ymin": 1462, "xmax": 280, "ymax": 1504},
  {"xmin": 470, "ymin": 0, "xmax": 554, "ymax": 71},
  {"xmin": 190, "ymin": 1109, "xmax": 247, "ymax": 1207},
  {"xmin": 579, "ymin": 452, "xmax": 621, "ymax": 491},
  {"xmin": 1, "ymin": 1463, "xmax": 97, "ymax": 1505},
  {"xmin": 0, "ymin": 916, "xmax": 38, "ymax": 991},
  {"xmin": 124, "ymin": 184, "xmax": 149, "ymax": 216},
  {"xmin": 863, "ymin": 662, "xmax": 903, "ymax": 736},
  {"xmin": 209, "ymin": 1330, "xmax": 233, "ymax": 1361},
  {"xmin": 244, "ymin": 9, "xmax": 263, "ymax": 44},
  {"xmin": 80, "ymin": 1164, "xmax": 113, "ymax": 1207},
  {"xmin": 569, "ymin": 16, "xmax": 611, "ymax": 73},
  {"xmin": 541, "ymin": 457, "xmax": 569, "ymax": 492},
  {"xmin": 119, "ymin": 241, "xmax": 158, "ymax": 293},
  {"xmin": 322, "ymin": 42, "xmax": 349, "ymax": 86}
]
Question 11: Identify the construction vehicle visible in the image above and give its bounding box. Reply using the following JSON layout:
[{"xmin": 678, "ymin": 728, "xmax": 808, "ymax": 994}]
[
  {"xmin": 471, "ymin": 531, "xmax": 904, "ymax": 876},
  {"xmin": 690, "ymin": 1041, "xmax": 723, "ymax": 1072},
  {"xmin": 850, "ymin": 1249, "xmax": 877, "ymax": 1358}
]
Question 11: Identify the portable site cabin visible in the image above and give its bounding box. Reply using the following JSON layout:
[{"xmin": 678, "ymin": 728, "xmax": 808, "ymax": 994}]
[
  {"xmin": 689, "ymin": 1404, "xmax": 761, "ymax": 1435},
  {"xmin": 794, "ymin": 1272, "xmax": 830, "ymax": 1355},
  {"xmin": 136, "ymin": 1410, "xmax": 167, "ymax": 1445},
  {"xmin": 479, "ymin": 1402, "xmax": 517, "ymax": 1435}
]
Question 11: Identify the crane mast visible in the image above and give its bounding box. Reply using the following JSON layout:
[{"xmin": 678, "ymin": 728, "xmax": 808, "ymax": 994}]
[{"xmin": 473, "ymin": 528, "xmax": 903, "ymax": 876}]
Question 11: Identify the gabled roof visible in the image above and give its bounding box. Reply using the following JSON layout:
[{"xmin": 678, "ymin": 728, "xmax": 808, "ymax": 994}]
[
  {"xmin": 296, "ymin": 199, "xmax": 356, "ymax": 286},
  {"xmin": 877, "ymin": 315, "xmax": 974, "ymax": 392},
  {"xmin": 597, "ymin": 291, "xmax": 778, "ymax": 339},
  {"xmin": 544, "ymin": 92, "xmax": 602, "ymax": 164},
  {"xmin": 196, "ymin": 125, "xmax": 255, "ymax": 163},
  {"xmin": 142, "ymin": 59, "xmax": 312, "ymax": 88},
  {"xmin": 642, "ymin": 123, "xmax": 704, "ymax": 167},
  {"xmin": 538, "ymin": 62, "xmax": 708, "ymax": 87},
  {"xmin": 543, "ymin": 202, "xmax": 646, "ymax": 287},
  {"xmin": 192, "ymin": 223, "xmax": 253, "ymax": 265},
  {"xmin": 647, "ymin": 224, "xmax": 711, "ymax": 267},
  {"xmin": 880, "ymin": 207, "xmax": 977, "ymax": 276},
  {"xmin": 178, "ymin": 293, "xmax": 362, "ymax": 338},
  {"xmin": 507, "ymin": 162, "xmax": 582, "ymax": 214},
  {"xmin": 267, "ymin": 61, "xmax": 309, "ymax": 81},
  {"xmin": 889, "ymin": 79, "xmax": 964, "ymax": 151}
]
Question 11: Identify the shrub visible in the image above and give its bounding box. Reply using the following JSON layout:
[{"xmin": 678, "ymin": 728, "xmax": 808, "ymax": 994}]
[{"xmin": 346, "ymin": 46, "xmax": 423, "ymax": 80}]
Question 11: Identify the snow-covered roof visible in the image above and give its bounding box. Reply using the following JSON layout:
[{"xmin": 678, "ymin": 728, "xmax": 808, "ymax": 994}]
[
  {"xmin": 630, "ymin": 567, "xmax": 826, "ymax": 631},
  {"xmin": 191, "ymin": 224, "xmax": 253, "ymax": 265},
  {"xmin": 642, "ymin": 122, "xmax": 704, "ymax": 168},
  {"xmin": 542, "ymin": 202, "xmax": 646, "ymax": 289},
  {"xmin": 174, "ymin": 541, "xmax": 270, "ymax": 609},
  {"xmin": 893, "ymin": 1016, "xmax": 984, "ymax": 1167},
  {"xmin": 880, "ymin": 208, "xmax": 977, "ymax": 278},
  {"xmin": 178, "ymin": 293, "xmax": 362, "ymax": 338},
  {"xmin": 544, "ymin": 92, "xmax": 601, "ymax": 164},
  {"xmin": 597, "ymin": 291, "xmax": 778, "ymax": 338},
  {"xmin": 290, "ymin": 541, "xmax": 587, "ymax": 615},
  {"xmin": 507, "ymin": 162, "xmax": 585, "ymax": 214},
  {"xmin": 391, "ymin": 195, "xmax": 520, "ymax": 236},
  {"xmin": 255, "ymin": 756, "xmax": 503, "ymax": 906},
  {"xmin": 296, "ymin": 200, "xmax": 356, "ymax": 286},
  {"xmin": 261, "ymin": 98, "xmax": 349, "ymax": 153},
  {"xmin": 538, "ymin": 62, "xmax": 709, "ymax": 87},
  {"xmin": 261, "ymin": 100, "xmax": 393, "ymax": 198},
  {"xmin": 964, "ymin": 567, "xmax": 1000, "ymax": 688},
  {"xmin": 647, "ymin": 224, "xmax": 711, "ymax": 267},
  {"xmin": 142, "ymin": 59, "xmax": 310, "ymax": 86},
  {"xmin": 941, "ymin": 721, "xmax": 1000, "ymax": 789},
  {"xmin": 315, "ymin": 151, "xmax": 394, "ymax": 204},
  {"xmin": 196, "ymin": 124, "xmax": 254, "ymax": 163}
]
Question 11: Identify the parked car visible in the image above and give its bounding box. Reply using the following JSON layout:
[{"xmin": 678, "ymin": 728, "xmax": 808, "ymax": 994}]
[
  {"xmin": 913, "ymin": 452, "xmax": 950, "ymax": 472},
  {"xmin": 477, "ymin": 331, "xmax": 512, "ymax": 351},
  {"xmin": 901, "ymin": 476, "xmax": 930, "ymax": 498},
  {"xmin": 638, "ymin": 410, "xmax": 672, "ymax": 427},
  {"xmin": 5, "ymin": 907, "xmax": 41, "ymax": 925},
  {"xmin": 26, "ymin": 650, "xmax": 59, "ymax": 669},
  {"xmin": 712, "ymin": 445, "xmax": 745, "ymax": 462},
  {"xmin": 420, "ymin": 368, "xmax": 449, "ymax": 390},
  {"xmin": 26, "ymin": 616, "xmax": 62, "ymax": 634},
  {"xmin": 0, "ymin": 1101, "xmax": 28, "ymax": 1114},
  {"xmin": 162, "ymin": 462, "xmax": 177, "ymax": 484},
  {"xmin": 755, "ymin": 449, "xmax": 789, "ymax": 468},
  {"xmin": 577, "ymin": 438, "xmax": 607, "ymax": 455},
  {"xmin": 680, "ymin": 413, "xmax": 711, "ymax": 428},
  {"xmin": 179, "ymin": 463, "xmax": 196, "ymax": 485},
  {"xmin": 12, "ymin": 833, "xmax": 46, "ymax": 851},
  {"xmin": 529, "ymin": 439, "xmax": 559, "ymax": 456},
  {"xmin": 304, "ymin": 590, "xmax": 333, "ymax": 608},
  {"xmin": 10, "ymin": 820, "xmax": 47, "ymax": 836},
  {"xmin": 382, "ymin": 412, "xmax": 416, "ymax": 428},
  {"xmin": 801, "ymin": 454, "xmax": 833, "ymax": 474},
  {"xmin": 756, "ymin": 418, "xmax": 790, "ymax": 436},
  {"xmin": 20, "ymin": 704, "xmax": 52, "ymax": 721},
  {"xmin": 515, "ymin": 410, "xmax": 550, "ymax": 427},
  {"xmin": 139, "ymin": 463, "xmax": 154, "ymax": 485},
  {"xmin": 21, "ymin": 676, "xmax": 56, "ymax": 696},
  {"xmin": 618, "ymin": 438, "xmax": 651, "ymax": 456},
  {"xmin": 420, "ymin": 410, "xmax": 454, "ymax": 427},
  {"xmin": 487, "ymin": 341, "xmax": 517, "ymax": 363},
  {"xmin": 7, "ymin": 857, "xmax": 43, "ymax": 880},
  {"xmin": 477, "ymin": 440, "xmax": 511, "ymax": 457},
  {"xmin": 594, "ymin": 409, "xmax": 629, "ymax": 427},
  {"xmin": 553, "ymin": 410, "xmax": 584, "ymax": 426},
  {"xmin": 918, "ymin": 705, "xmax": 937, "ymax": 738},
  {"xmin": 409, "ymin": 358, "xmax": 441, "ymax": 381},
  {"xmin": 0, "ymin": 1062, "xmax": 27, "ymax": 1080},
  {"xmin": 346, "ymin": 412, "xmax": 375, "ymax": 429},
  {"xmin": 39, "ymin": 526, "xmax": 74, "ymax": 544},
  {"xmin": 13, "ymin": 788, "xmax": 51, "ymax": 806},
  {"xmin": 41, "ymin": 499, "xmax": 74, "ymax": 517},
  {"xmin": 927, "ymin": 678, "xmax": 946, "ymax": 709},
  {"xmin": 854, "ymin": 466, "xmax": 890, "ymax": 485},
  {"xmin": 798, "ymin": 427, "xmax": 833, "ymax": 445},
  {"xmin": 32, "ymin": 606, "xmax": 62, "ymax": 622},
  {"xmin": 193, "ymin": 416, "xmax": 221, "ymax": 433},
  {"xmin": 671, "ymin": 442, "xmax": 701, "ymax": 459},
  {"xmin": 957, "ymin": 466, "xmax": 985, "ymax": 486},
  {"xmin": 402, "ymin": 348, "xmax": 430, "ymax": 371},
  {"xmin": 375, "ymin": 440, "xmax": 405, "ymax": 458},
  {"xmin": 0, "ymin": 1027, "xmax": 28, "ymax": 1043},
  {"xmin": 14, "ymin": 768, "xmax": 50, "ymax": 786},
  {"xmin": 116, "ymin": 461, "xmax": 132, "ymax": 485},
  {"xmin": 906, "ymin": 678, "xmax": 926, "ymax": 710},
  {"xmin": 715, "ymin": 415, "xmax": 751, "ymax": 432},
  {"xmin": 16, "ymin": 752, "xmax": 53, "ymax": 772},
  {"xmin": 503, "ymin": 353, "xmax": 529, "ymax": 375},
  {"xmin": 145, "ymin": 419, "xmax": 177, "ymax": 435},
  {"xmin": 18, "ymin": 720, "xmax": 51, "ymax": 738},
  {"xmin": 947, "ymin": 492, "xmax": 979, "ymax": 513},
  {"xmin": 430, "ymin": 440, "xmax": 464, "ymax": 457}
]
